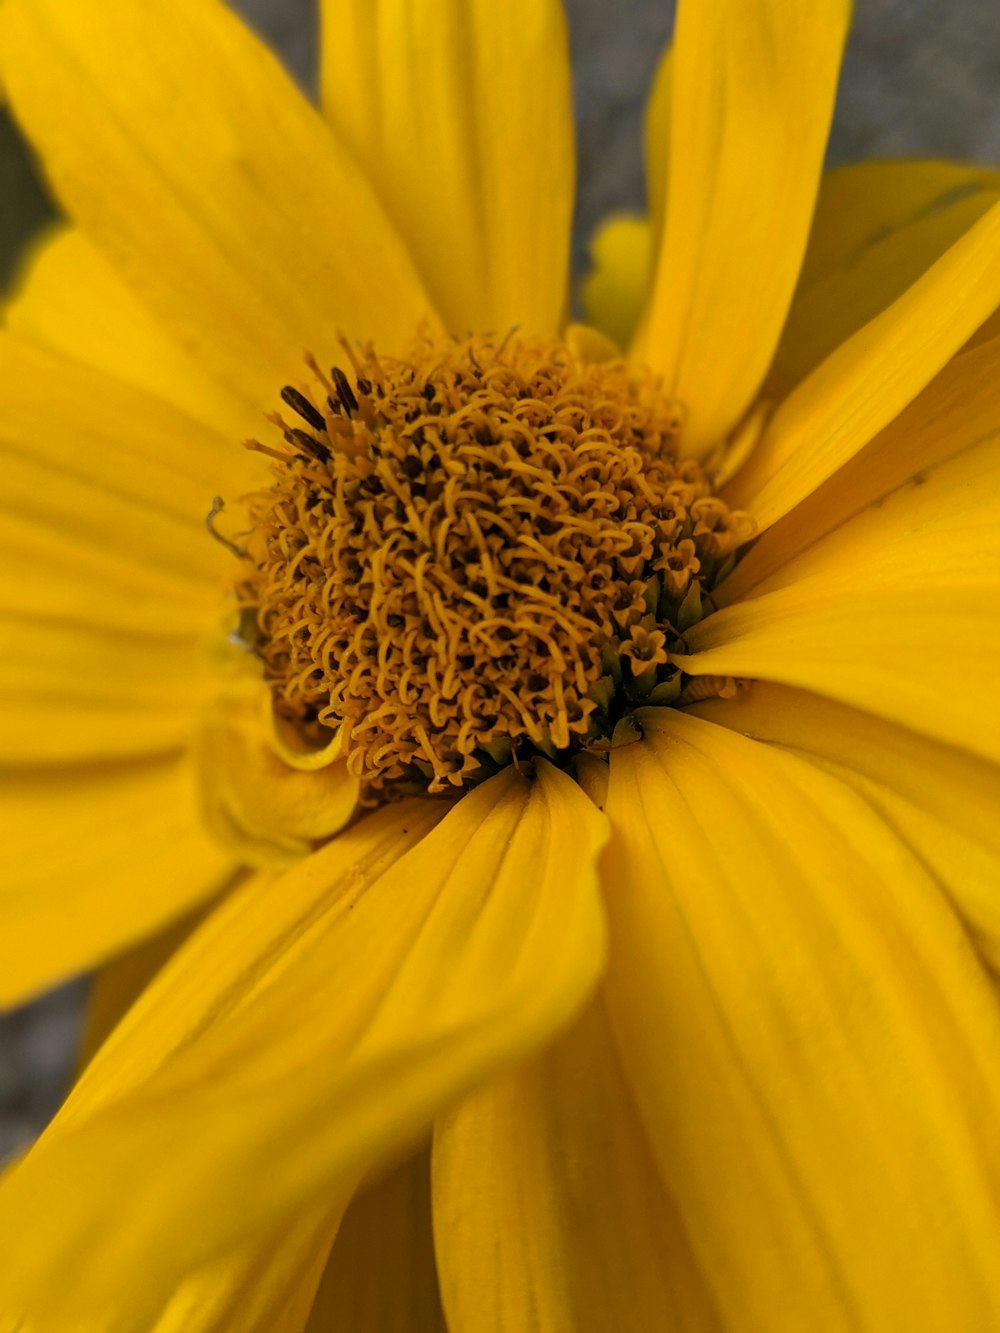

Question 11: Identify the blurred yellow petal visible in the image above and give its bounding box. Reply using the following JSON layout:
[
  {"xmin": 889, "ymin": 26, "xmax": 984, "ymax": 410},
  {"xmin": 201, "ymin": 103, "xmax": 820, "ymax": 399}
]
[
  {"xmin": 80, "ymin": 903, "xmax": 216, "ymax": 1068},
  {"xmin": 603, "ymin": 708, "xmax": 1000, "ymax": 1330},
  {"xmin": 0, "ymin": 334, "xmax": 239, "ymax": 763},
  {"xmin": 767, "ymin": 161, "xmax": 1000, "ymax": 397},
  {"xmin": 307, "ymin": 1148, "xmax": 444, "ymax": 1332},
  {"xmin": 689, "ymin": 683, "xmax": 1000, "ymax": 976},
  {"xmin": 197, "ymin": 682, "xmax": 358, "ymax": 869},
  {"xmin": 0, "ymin": 757, "xmax": 237, "ymax": 1008},
  {"xmin": 320, "ymin": 0, "xmax": 573, "ymax": 336},
  {"xmin": 433, "ymin": 995, "xmax": 719, "ymax": 1332},
  {"xmin": 727, "ymin": 200, "xmax": 1000, "ymax": 529},
  {"xmin": 721, "ymin": 328, "xmax": 1000, "ymax": 602},
  {"xmin": 580, "ymin": 215, "xmax": 652, "ymax": 353},
  {"xmin": 0, "ymin": 618, "xmax": 222, "ymax": 764},
  {"xmin": 1, "ymin": 332, "xmax": 241, "ymax": 587},
  {"xmin": 635, "ymin": 0, "xmax": 848, "ymax": 454},
  {"xmin": 5, "ymin": 226, "xmax": 260, "ymax": 441},
  {"xmin": 643, "ymin": 42, "xmax": 671, "ymax": 243},
  {"xmin": 0, "ymin": 764, "xmax": 607, "ymax": 1324},
  {"xmin": 802, "ymin": 160, "xmax": 1000, "ymax": 287},
  {"xmin": 152, "ymin": 1212, "xmax": 336, "ymax": 1333},
  {"xmin": 1, "ymin": 0, "xmax": 439, "ymax": 410},
  {"xmin": 681, "ymin": 427, "xmax": 1000, "ymax": 761}
]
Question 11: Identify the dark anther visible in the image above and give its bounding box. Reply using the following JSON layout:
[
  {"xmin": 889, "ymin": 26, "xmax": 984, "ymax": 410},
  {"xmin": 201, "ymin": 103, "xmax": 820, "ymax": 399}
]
[
  {"xmin": 280, "ymin": 386, "xmax": 326, "ymax": 432},
  {"xmin": 422, "ymin": 383, "xmax": 436, "ymax": 401},
  {"xmin": 401, "ymin": 455, "xmax": 423, "ymax": 479},
  {"xmin": 356, "ymin": 377, "xmax": 372, "ymax": 396},
  {"xmin": 331, "ymin": 366, "xmax": 359, "ymax": 415},
  {"xmin": 290, "ymin": 428, "xmax": 331, "ymax": 464}
]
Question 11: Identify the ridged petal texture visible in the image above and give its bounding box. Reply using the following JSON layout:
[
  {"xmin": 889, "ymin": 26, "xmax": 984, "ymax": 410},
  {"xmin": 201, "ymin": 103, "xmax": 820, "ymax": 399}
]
[
  {"xmin": 320, "ymin": 0, "xmax": 574, "ymax": 338},
  {"xmin": 601, "ymin": 709, "xmax": 1000, "ymax": 1330},
  {"xmin": 0, "ymin": 765, "xmax": 607, "ymax": 1329}
]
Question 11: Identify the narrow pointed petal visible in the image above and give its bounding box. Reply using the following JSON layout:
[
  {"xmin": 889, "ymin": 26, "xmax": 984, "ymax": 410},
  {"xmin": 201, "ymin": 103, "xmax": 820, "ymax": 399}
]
[
  {"xmin": 0, "ymin": 765, "xmax": 607, "ymax": 1324},
  {"xmin": 767, "ymin": 161, "xmax": 1000, "ymax": 398},
  {"xmin": 603, "ymin": 708, "xmax": 1000, "ymax": 1330},
  {"xmin": 433, "ymin": 996, "xmax": 719, "ymax": 1332},
  {"xmin": 680, "ymin": 426, "xmax": 1000, "ymax": 762},
  {"xmin": 689, "ymin": 682, "xmax": 1000, "ymax": 976},
  {"xmin": 307, "ymin": 1148, "xmax": 444, "ymax": 1332},
  {"xmin": 726, "ymin": 200, "xmax": 1000, "ymax": 529},
  {"xmin": 635, "ymin": 0, "xmax": 848, "ymax": 454},
  {"xmin": 719, "ymin": 329, "xmax": 1000, "ymax": 602},
  {"xmin": 0, "ymin": 758, "xmax": 237, "ymax": 1008},
  {"xmin": 1, "ymin": 0, "xmax": 439, "ymax": 410},
  {"xmin": 320, "ymin": 0, "xmax": 573, "ymax": 336}
]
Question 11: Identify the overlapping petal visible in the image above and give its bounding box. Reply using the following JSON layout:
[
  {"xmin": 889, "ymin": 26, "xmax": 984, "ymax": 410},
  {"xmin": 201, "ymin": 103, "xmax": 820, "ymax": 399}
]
[
  {"xmin": 320, "ymin": 0, "xmax": 573, "ymax": 338},
  {"xmin": 307, "ymin": 1148, "xmax": 444, "ymax": 1332},
  {"xmin": 635, "ymin": 0, "xmax": 848, "ymax": 454},
  {"xmin": 603, "ymin": 708, "xmax": 1000, "ymax": 1330},
  {"xmin": 767, "ymin": 160, "xmax": 1000, "ymax": 398},
  {"xmin": 682, "ymin": 418, "xmax": 1000, "ymax": 761},
  {"xmin": 725, "ymin": 199, "xmax": 1000, "ymax": 528},
  {"xmin": 720, "ymin": 328, "xmax": 1000, "ymax": 600},
  {"xmin": 0, "ymin": 758, "xmax": 237, "ymax": 1008},
  {"xmin": 0, "ymin": 765, "xmax": 607, "ymax": 1325},
  {"xmin": 689, "ymin": 683, "xmax": 1000, "ymax": 978},
  {"xmin": 0, "ymin": 333, "xmax": 241, "ymax": 763},
  {"xmin": 433, "ymin": 996, "xmax": 719, "ymax": 1331},
  {"xmin": 1, "ymin": 0, "xmax": 440, "ymax": 411},
  {"xmin": 5, "ymin": 227, "xmax": 259, "ymax": 441}
]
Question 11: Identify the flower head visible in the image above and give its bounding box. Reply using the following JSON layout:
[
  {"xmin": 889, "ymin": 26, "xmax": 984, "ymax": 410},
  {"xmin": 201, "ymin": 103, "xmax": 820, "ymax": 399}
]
[{"xmin": 3, "ymin": 0, "xmax": 1000, "ymax": 1328}]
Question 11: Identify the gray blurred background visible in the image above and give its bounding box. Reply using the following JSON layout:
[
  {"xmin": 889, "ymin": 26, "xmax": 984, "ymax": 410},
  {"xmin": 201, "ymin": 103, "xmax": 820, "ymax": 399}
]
[{"xmin": 2, "ymin": 0, "xmax": 1000, "ymax": 1155}]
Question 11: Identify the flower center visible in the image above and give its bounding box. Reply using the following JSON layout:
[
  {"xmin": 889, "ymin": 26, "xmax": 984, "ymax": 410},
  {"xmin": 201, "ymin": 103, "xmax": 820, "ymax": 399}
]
[{"xmin": 235, "ymin": 332, "xmax": 753, "ymax": 799}]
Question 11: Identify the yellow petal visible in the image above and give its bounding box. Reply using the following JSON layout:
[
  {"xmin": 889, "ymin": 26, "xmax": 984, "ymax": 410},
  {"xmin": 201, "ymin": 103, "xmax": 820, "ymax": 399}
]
[
  {"xmin": 0, "ymin": 616, "xmax": 220, "ymax": 764},
  {"xmin": 726, "ymin": 199, "xmax": 1000, "ymax": 529},
  {"xmin": 320, "ymin": 0, "xmax": 573, "ymax": 337},
  {"xmin": 767, "ymin": 161, "xmax": 1000, "ymax": 398},
  {"xmin": 6, "ymin": 226, "xmax": 260, "ymax": 441},
  {"xmin": 689, "ymin": 682, "xmax": 1000, "ymax": 977},
  {"xmin": 1, "ymin": 331, "xmax": 242, "ymax": 590},
  {"xmin": 307, "ymin": 1147, "xmax": 444, "ymax": 1332},
  {"xmin": 680, "ymin": 426, "xmax": 1000, "ymax": 761},
  {"xmin": 152, "ymin": 1212, "xmax": 336, "ymax": 1333},
  {"xmin": 0, "ymin": 764, "xmax": 607, "ymax": 1322},
  {"xmin": 801, "ymin": 161, "xmax": 1000, "ymax": 290},
  {"xmin": 79, "ymin": 901, "xmax": 217, "ymax": 1069},
  {"xmin": 720, "ymin": 328, "xmax": 1000, "ymax": 603},
  {"xmin": 634, "ymin": 0, "xmax": 848, "ymax": 454},
  {"xmin": 580, "ymin": 215, "xmax": 652, "ymax": 354},
  {"xmin": 196, "ymin": 680, "xmax": 359, "ymax": 869},
  {"xmin": 603, "ymin": 707, "xmax": 1000, "ymax": 1329},
  {"xmin": 433, "ymin": 995, "xmax": 718, "ymax": 1332},
  {"xmin": 0, "ymin": 756, "xmax": 236, "ymax": 1008},
  {"xmin": 1, "ymin": 0, "xmax": 439, "ymax": 410},
  {"xmin": 0, "ymin": 334, "xmax": 241, "ymax": 762}
]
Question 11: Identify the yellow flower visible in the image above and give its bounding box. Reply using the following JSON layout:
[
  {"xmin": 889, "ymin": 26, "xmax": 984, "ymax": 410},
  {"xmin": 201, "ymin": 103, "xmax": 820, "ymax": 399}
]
[{"xmin": 2, "ymin": 0, "xmax": 1000, "ymax": 1327}]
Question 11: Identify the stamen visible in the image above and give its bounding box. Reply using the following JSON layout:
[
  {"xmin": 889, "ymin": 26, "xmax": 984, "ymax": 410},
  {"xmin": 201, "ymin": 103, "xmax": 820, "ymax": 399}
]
[{"xmin": 236, "ymin": 333, "xmax": 754, "ymax": 799}]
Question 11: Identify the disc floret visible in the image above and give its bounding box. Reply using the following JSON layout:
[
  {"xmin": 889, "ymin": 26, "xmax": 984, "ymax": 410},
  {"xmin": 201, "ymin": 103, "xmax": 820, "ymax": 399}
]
[{"xmin": 237, "ymin": 333, "xmax": 753, "ymax": 797}]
